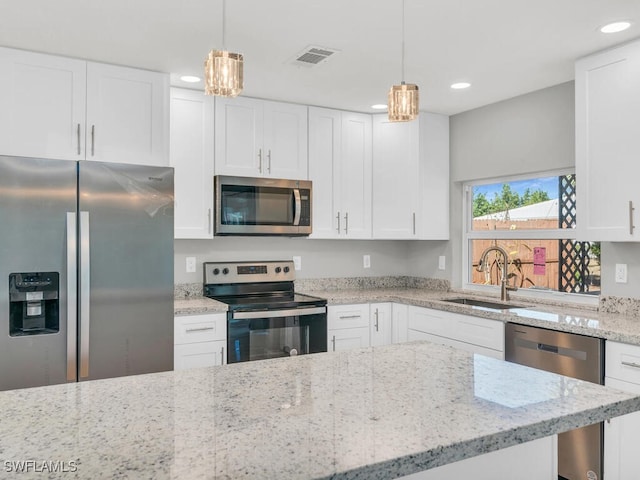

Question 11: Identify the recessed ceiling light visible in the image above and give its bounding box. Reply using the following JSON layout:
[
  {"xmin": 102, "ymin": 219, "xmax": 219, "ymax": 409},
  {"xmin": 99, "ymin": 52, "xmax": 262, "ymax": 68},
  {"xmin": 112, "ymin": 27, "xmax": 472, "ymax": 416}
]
[
  {"xmin": 600, "ymin": 21, "xmax": 631, "ymax": 33},
  {"xmin": 371, "ymin": 104, "xmax": 388, "ymax": 110},
  {"xmin": 451, "ymin": 82, "xmax": 471, "ymax": 90},
  {"xmin": 180, "ymin": 75, "xmax": 201, "ymax": 83}
]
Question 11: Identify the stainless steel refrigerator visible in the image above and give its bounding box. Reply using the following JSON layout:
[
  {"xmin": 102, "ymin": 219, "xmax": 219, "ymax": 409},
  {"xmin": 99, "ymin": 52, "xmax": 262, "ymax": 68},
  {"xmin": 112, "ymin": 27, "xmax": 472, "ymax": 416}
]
[{"xmin": 0, "ymin": 155, "xmax": 174, "ymax": 391}]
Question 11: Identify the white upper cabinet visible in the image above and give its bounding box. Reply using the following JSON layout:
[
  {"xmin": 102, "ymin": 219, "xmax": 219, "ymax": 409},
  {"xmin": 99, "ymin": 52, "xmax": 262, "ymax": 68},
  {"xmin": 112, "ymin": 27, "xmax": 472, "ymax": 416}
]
[
  {"xmin": 372, "ymin": 115, "xmax": 420, "ymax": 238},
  {"xmin": 308, "ymin": 107, "xmax": 372, "ymax": 239},
  {"xmin": 575, "ymin": 39, "xmax": 640, "ymax": 241},
  {"xmin": 215, "ymin": 96, "xmax": 308, "ymax": 180},
  {"xmin": 170, "ymin": 88, "xmax": 215, "ymax": 239},
  {"xmin": 86, "ymin": 63, "xmax": 169, "ymax": 166},
  {"xmin": 372, "ymin": 112, "xmax": 449, "ymax": 240},
  {"xmin": 0, "ymin": 47, "xmax": 169, "ymax": 166},
  {"xmin": 0, "ymin": 47, "xmax": 87, "ymax": 160}
]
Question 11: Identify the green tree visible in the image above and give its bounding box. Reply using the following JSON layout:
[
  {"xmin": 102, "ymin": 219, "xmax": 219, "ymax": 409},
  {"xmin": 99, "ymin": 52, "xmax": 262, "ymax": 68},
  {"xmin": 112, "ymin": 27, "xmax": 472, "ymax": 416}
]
[
  {"xmin": 473, "ymin": 192, "xmax": 491, "ymax": 217},
  {"xmin": 474, "ymin": 184, "xmax": 551, "ymax": 217}
]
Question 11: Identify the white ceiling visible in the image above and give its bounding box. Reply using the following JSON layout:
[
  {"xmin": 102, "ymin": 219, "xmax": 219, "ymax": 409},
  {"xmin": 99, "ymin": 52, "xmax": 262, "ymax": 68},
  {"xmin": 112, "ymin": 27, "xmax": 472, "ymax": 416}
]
[{"xmin": 2, "ymin": 0, "xmax": 640, "ymax": 115}]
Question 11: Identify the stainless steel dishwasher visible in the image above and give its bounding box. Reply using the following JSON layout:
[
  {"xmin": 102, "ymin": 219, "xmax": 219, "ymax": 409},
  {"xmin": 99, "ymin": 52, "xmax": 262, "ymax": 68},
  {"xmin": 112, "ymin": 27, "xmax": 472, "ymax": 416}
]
[{"xmin": 505, "ymin": 323, "xmax": 604, "ymax": 480}]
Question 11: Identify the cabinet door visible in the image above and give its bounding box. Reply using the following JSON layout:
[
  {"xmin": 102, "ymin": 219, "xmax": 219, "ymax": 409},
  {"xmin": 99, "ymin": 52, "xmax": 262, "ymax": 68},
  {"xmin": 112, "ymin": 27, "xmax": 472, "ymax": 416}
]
[
  {"xmin": 575, "ymin": 40, "xmax": 640, "ymax": 241},
  {"xmin": 263, "ymin": 100, "xmax": 308, "ymax": 179},
  {"xmin": 174, "ymin": 340, "xmax": 226, "ymax": 370},
  {"xmin": 214, "ymin": 96, "xmax": 263, "ymax": 177},
  {"xmin": 340, "ymin": 112, "xmax": 372, "ymax": 238},
  {"xmin": 0, "ymin": 47, "xmax": 86, "ymax": 160},
  {"xmin": 308, "ymin": 107, "xmax": 341, "ymax": 238},
  {"xmin": 170, "ymin": 88, "xmax": 215, "ymax": 239},
  {"xmin": 604, "ymin": 376, "xmax": 640, "ymax": 479},
  {"xmin": 370, "ymin": 303, "xmax": 393, "ymax": 346},
  {"xmin": 86, "ymin": 62, "xmax": 169, "ymax": 166},
  {"xmin": 329, "ymin": 327, "xmax": 370, "ymax": 352},
  {"xmin": 417, "ymin": 112, "xmax": 449, "ymax": 239},
  {"xmin": 392, "ymin": 303, "xmax": 409, "ymax": 344},
  {"xmin": 372, "ymin": 115, "xmax": 419, "ymax": 239}
]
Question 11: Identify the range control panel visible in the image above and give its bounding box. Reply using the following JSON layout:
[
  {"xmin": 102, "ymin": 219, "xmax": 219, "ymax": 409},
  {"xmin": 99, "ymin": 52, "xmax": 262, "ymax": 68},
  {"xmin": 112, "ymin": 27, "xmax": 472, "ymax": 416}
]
[{"xmin": 204, "ymin": 261, "xmax": 295, "ymax": 284}]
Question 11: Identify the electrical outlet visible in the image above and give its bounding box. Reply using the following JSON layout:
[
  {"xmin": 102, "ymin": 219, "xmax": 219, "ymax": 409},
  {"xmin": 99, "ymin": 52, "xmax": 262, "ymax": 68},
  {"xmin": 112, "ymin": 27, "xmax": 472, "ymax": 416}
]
[
  {"xmin": 438, "ymin": 255, "xmax": 446, "ymax": 270},
  {"xmin": 615, "ymin": 263, "xmax": 628, "ymax": 283},
  {"xmin": 363, "ymin": 254, "xmax": 371, "ymax": 268},
  {"xmin": 293, "ymin": 256, "xmax": 302, "ymax": 271},
  {"xmin": 186, "ymin": 257, "xmax": 196, "ymax": 273}
]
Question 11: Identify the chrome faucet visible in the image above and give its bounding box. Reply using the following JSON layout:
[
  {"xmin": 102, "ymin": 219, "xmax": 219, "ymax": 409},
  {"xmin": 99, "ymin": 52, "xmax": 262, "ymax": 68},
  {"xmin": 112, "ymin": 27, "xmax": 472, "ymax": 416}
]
[{"xmin": 476, "ymin": 246, "xmax": 517, "ymax": 302}]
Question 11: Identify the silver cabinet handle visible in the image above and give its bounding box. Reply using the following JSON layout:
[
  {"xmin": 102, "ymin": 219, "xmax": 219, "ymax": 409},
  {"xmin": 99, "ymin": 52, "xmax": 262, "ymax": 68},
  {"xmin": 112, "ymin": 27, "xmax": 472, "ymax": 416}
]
[
  {"xmin": 267, "ymin": 149, "xmax": 272, "ymax": 173},
  {"xmin": 332, "ymin": 335, "xmax": 336, "ymax": 352},
  {"xmin": 630, "ymin": 201, "xmax": 635, "ymax": 235},
  {"xmin": 344, "ymin": 212, "xmax": 349, "ymax": 235},
  {"xmin": 66, "ymin": 212, "xmax": 78, "ymax": 381},
  {"xmin": 339, "ymin": 314, "xmax": 361, "ymax": 319},
  {"xmin": 622, "ymin": 361, "xmax": 640, "ymax": 369},
  {"xmin": 413, "ymin": 212, "xmax": 416, "ymax": 235},
  {"xmin": 76, "ymin": 124, "xmax": 81, "ymax": 156},
  {"xmin": 90, "ymin": 125, "xmax": 95, "ymax": 157},
  {"xmin": 220, "ymin": 346, "xmax": 225, "ymax": 365},
  {"xmin": 185, "ymin": 326, "xmax": 215, "ymax": 333},
  {"xmin": 79, "ymin": 211, "xmax": 91, "ymax": 378},
  {"xmin": 258, "ymin": 149, "xmax": 262, "ymax": 173},
  {"xmin": 336, "ymin": 212, "xmax": 341, "ymax": 234},
  {"xmin": 208, "ymin": 208, "xmax": 212, "ymax": 234},
  {"xmin": 374, "ymin": 308, "xmax": 379, "ymax": 332}
]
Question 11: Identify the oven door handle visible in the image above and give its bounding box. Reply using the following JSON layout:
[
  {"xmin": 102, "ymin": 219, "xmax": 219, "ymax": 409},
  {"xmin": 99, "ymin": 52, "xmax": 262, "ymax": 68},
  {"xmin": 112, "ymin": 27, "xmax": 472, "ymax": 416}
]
[
  {"xmin": 233, "ymin": 306, "xmax": 326, "ymax": 320},
  {"xmin": 293, "ymin": 188, "xmax": 302, "ymax": 226}
]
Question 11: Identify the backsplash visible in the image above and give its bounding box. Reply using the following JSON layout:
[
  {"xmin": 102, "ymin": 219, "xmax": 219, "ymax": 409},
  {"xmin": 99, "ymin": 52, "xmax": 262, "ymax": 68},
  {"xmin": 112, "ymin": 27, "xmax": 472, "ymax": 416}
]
[
  {"xmin": 174, "ymin": 276, "xmax": 450, "ymax": 298},
  {"xmin": 294, "ymin": 276, "xmax": 450, "ymax": 292},
  {"xmin": 600, "ymin": 296, "xmax": 640, "ymax": 317}
]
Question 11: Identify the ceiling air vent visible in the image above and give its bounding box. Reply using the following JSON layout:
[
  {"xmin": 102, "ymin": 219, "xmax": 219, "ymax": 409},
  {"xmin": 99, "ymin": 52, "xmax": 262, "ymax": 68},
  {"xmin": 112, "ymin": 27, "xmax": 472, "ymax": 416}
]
[{"xmin": 291, "ymin": 46, "xmax": 339, "ymax": 67}]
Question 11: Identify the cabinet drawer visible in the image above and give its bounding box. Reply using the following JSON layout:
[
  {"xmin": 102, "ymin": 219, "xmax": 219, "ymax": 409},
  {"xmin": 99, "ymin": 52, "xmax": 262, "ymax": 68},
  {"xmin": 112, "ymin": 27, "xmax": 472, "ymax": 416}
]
[
  {"xmin": 606, "ymin": 341, "xmax": 640, "ymax": 385},
  {"xmin": 175, "ymin": 313, "xmax": 226, "ymax": 344},
  {"xmin": 328, "ymin": 304, "xmax": 370, "ymax": 330},
  {"xmin": 174, "ymin": 340, "xmax": 225, "ymax": 370},
  {"xmin": 408, "ymin": 306, "xmax": 504, "ymax": 352}
]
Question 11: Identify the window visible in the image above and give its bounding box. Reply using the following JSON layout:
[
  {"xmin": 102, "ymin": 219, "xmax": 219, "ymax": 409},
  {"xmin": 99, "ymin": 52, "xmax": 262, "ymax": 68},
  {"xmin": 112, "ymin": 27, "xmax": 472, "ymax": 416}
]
[{"xmin": 463, "ymin": 172, "xmax": 600, "ymax": 298}]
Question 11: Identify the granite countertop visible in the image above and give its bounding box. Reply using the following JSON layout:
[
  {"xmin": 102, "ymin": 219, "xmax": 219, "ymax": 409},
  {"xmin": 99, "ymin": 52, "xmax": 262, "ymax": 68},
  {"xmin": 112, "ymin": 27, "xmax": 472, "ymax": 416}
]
[
  {"xmin": 174, "ymin": 285, "xmax": 640, "ymax": 346},
  {"xmin": 1, "ymin": 341, "xmax": 639, "ymax": 479}
]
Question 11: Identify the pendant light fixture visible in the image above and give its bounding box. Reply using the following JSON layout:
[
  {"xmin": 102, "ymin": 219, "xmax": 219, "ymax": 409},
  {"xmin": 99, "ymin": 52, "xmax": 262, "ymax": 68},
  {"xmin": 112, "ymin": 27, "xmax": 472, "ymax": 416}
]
[
  {"xmin": 388, "ymin": 0, "xmax": 419, "ymax": 122},
  {"xmin": 204, "ymin": 0, "xmax": 243, "ymax": 97}
]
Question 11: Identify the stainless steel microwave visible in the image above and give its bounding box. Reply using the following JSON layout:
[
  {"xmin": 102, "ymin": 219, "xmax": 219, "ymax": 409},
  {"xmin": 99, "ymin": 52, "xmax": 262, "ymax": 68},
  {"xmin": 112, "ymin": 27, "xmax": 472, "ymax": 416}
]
[{"xmin": 214, "ymin": 175, "xmax": 312, "ymax": 236}]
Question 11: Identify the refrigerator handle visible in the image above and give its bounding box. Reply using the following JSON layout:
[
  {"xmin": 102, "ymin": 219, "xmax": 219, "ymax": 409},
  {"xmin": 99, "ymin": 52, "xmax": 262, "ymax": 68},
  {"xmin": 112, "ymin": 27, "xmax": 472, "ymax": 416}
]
[
  {"xmin": 66, "ymin": 212, "xmax": 78, "ymax": 381},
  {"xmin": 79, "ymin": 211, "xmax": 91, "ymax": 378}
]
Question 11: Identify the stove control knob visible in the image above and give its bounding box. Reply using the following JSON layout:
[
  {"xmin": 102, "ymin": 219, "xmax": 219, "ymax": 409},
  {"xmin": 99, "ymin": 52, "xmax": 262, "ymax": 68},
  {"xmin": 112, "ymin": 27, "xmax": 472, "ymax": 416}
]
[
  {"xmin": 275, "ymin": 267, "xmax": 282, "ymax": 273},
  {"xmin": 213, "ymin": 268, "xmax": 220, "ymax": 275},
  {"xmin": 283, "ymin": 266, "xmax": 290, "ymax": 273},
  {"xmin": 222, "ymin": 268, "xmax": 229, "ymax": 275}
]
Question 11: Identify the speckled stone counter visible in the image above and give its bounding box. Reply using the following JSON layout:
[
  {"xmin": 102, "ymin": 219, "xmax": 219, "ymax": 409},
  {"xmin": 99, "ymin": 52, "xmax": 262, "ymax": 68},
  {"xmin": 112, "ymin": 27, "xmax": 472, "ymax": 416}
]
[
  {"xmin": 174, "ymin": 296, "xmax": 227, "ymax": 315},
  {"xmin": 1, "ymin": 342, "xmax": 639, "ymax": 479},
  {"xmin": 299, "ymin": 287, "xmax": 640, "ymax": 346}
]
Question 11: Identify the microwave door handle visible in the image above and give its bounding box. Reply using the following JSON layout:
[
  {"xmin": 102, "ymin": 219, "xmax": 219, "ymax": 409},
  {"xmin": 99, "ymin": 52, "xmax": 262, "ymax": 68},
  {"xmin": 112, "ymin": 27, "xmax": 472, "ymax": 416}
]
[{"xmin": 293, "ymin": 189, "xmax": 302, "ymax": 226}]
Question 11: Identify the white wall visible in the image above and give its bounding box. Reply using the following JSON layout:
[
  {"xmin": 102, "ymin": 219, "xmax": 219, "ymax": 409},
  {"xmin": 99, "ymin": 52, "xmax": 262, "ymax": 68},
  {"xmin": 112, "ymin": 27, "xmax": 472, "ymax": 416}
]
[
  {"xmin": 174, "ymin": 238, "xmax": 411, "ymax": 284},
  {"xmin": 601, "ymin": 243, "xmax": 640, "ymax": 297}
]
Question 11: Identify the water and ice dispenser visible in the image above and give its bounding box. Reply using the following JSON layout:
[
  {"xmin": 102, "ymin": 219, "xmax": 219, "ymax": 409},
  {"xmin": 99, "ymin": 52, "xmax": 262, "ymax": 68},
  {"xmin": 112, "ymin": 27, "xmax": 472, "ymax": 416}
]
[{"xmin": 9, "ymin": 272, "xmax": 59, "ymax": 335}]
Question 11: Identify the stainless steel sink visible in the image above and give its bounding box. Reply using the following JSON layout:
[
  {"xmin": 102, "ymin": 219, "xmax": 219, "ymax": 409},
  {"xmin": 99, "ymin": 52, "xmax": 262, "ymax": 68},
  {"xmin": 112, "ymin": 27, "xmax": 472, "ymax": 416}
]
[{"xmin": 443, "ymin": 297, "xmax": 519, "ymax": 311}]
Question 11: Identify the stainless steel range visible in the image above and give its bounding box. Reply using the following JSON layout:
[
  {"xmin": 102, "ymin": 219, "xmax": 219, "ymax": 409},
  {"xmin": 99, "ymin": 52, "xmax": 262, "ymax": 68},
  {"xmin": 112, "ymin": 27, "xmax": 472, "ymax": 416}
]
[{"xmin": 203, "ymin": 261, "xmax": 327, "ymax": 364}]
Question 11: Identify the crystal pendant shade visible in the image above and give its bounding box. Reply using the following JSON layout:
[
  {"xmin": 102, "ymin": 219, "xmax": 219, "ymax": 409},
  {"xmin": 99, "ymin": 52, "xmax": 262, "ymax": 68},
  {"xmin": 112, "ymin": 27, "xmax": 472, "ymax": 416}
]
[
  {"xmin": 204, "ymin": 50, "xmax": 244, "ymax": 97},
  {"xmin": 388, "ymin": 82, "xmax": 419, "ymax": 122}
]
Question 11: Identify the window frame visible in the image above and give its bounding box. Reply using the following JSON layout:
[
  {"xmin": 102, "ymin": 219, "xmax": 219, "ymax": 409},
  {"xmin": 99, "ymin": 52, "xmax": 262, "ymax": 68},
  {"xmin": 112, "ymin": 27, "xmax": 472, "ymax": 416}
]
[{"xmin": 461, "ymin": 168, "xmax": 598, "ymax": 307}]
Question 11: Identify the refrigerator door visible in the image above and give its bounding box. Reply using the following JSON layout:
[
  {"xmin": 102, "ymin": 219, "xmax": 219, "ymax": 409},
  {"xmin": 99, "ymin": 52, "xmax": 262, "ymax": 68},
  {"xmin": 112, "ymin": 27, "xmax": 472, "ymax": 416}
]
[
  {"xmin": 78, "ymin": 161, "xmax": 174, "ymax": 380},
  {"xmin": 0, "ymin": 156, "xmax": 78, "ymax": 390}
]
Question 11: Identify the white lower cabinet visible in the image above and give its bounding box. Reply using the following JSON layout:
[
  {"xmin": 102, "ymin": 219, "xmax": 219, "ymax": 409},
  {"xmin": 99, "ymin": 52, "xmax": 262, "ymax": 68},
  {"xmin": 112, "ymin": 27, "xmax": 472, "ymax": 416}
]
[
  {"xmin": 327, "ymin": 304, "xmax": 370, "ymax": 352},
  {"xmin": 604, "ymin": 341, "xmax": 640, "ymax": 479},
  {"xmin": 392, "ymin": 303, "xmax": 409, "ymax": 344},
  {"xmin": 401, "ymin": 435, "xmax": 557, "ymax": 480},
  {"xmin": 174, "ymin": 313, "xmax": 227, "ymax": 369},
  {"xmin": 406, "ymin": 306, "xmax": 504, "ymax": 359},
  {"xmin": 370, "ymin": 303, "xmax": 393, "ymax": 346}
]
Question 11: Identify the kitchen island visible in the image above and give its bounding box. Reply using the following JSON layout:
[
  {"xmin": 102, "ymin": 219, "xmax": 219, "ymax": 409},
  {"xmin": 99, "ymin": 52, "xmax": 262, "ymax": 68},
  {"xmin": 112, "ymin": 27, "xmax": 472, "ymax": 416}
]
[{"xmin": 1, "ymin": 341, "xmax": 639, "ymax": 479}]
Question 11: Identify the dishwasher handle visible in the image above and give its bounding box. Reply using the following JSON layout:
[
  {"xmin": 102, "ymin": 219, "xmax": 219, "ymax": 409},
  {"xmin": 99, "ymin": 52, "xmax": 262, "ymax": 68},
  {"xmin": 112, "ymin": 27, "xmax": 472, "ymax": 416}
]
[{"xmin": 537, "ymin": 343, "xmax": 559, "ymax": 354}]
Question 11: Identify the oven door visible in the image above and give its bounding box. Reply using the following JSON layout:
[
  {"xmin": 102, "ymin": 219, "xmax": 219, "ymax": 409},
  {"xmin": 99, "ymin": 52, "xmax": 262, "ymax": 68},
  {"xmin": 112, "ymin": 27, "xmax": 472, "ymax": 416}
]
[{"xmin": 227, "ymin": 306, "xmax": 327, "ymax": 363}]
